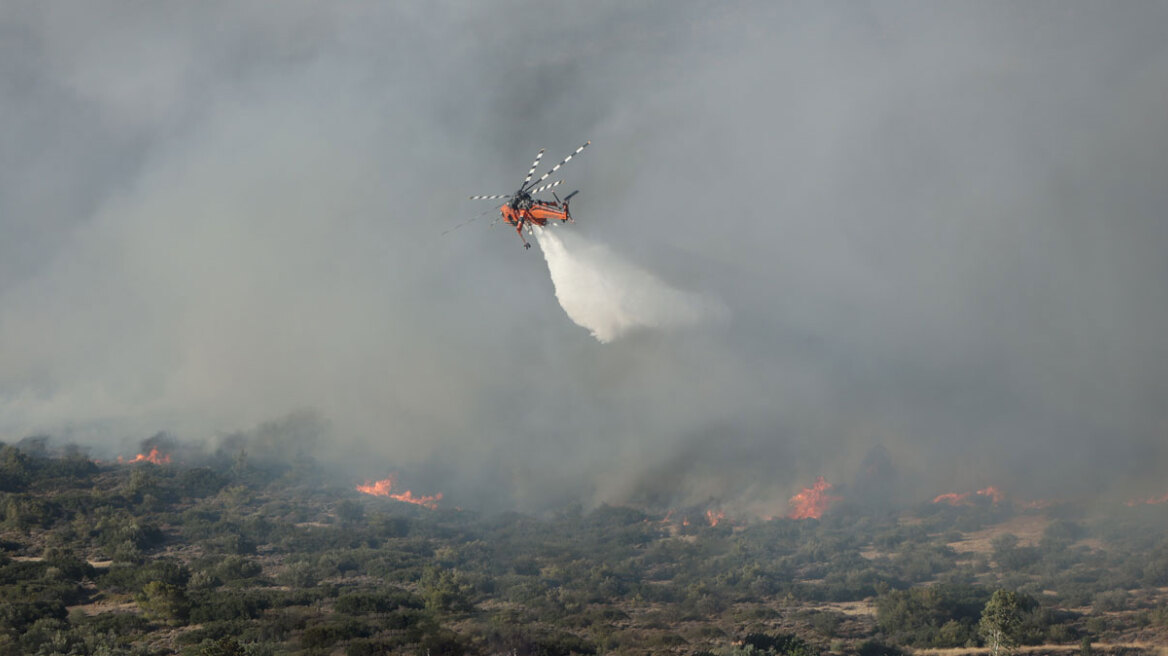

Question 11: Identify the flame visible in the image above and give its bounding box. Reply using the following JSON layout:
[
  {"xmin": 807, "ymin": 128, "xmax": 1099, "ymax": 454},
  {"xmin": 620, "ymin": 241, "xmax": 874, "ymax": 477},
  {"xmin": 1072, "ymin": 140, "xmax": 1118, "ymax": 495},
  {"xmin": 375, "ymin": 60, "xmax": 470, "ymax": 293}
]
[
  {"xmin": 706, "ymin": 509, "xmax": 725, "ymax": 527},
  {"xmin": 933, "ymin": 492, "xmax": 971, "ymax": 506},
  {"xmin": 1125, "ymin": 491, "xmax": 1168, "ymax": 507},
  {"xmin": 787, "ymin": 476, "xmax": 842, "ymax": 519},
  {"xmin": 977, "ymin": 486, "xmax": 1004, "ymax": 504},
  {"xmin": 933, "ymin": 486, "xmax": 1005, "ymax": 506},
  {"xmin": 120, "ymin": 447, "xmax": 171, "ymax": 465},
  {"xmin": 356, "ymin": 474, "xmax": 442, "ymax": 510}
]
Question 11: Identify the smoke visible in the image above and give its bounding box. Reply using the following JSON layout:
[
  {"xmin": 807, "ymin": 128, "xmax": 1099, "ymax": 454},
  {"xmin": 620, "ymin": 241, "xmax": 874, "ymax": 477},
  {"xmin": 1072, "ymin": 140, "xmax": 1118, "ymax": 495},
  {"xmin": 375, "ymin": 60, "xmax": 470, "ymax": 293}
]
[
  {"xmin": 533, "ymin": 226, "xmax": 722, "ymax": 343},
  {"xmin": 3, "ymin": 3, "xmax": 1168, "ymax": 512}
]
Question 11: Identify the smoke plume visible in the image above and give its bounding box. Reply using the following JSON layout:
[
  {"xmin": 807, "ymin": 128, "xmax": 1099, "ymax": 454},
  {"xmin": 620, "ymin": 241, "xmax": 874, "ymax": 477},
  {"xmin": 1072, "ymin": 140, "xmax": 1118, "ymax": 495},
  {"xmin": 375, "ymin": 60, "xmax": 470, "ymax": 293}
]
[
  {"xmin": 2, "ymin": 3, "xmax": 1168, "ymax": 511},
  {"xmin": 534, "ymin": 226, "xmax": 722, "ymax": 343}
]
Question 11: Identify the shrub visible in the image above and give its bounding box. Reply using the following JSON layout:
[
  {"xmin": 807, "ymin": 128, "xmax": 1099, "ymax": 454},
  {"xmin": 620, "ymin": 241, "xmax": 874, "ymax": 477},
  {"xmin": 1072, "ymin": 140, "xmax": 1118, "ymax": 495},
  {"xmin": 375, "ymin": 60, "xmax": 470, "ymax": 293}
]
[
  {"xmin": 300, "ymin": 618, "xmax": 371, "ymax": 649},
  {"xmin": 334, "ymin": 588, "xmax": 422, "ymax": 615},
  {"xmin": 189, "ymin": 590, "xmax": 271, "ymax": 622},
  {"xmin": 136, "ymin": 580, "xmax": 190, "ymax": 623},
  {"xmin": 741, "ymin": 632, "xmax": 818, "ymax": 656}
]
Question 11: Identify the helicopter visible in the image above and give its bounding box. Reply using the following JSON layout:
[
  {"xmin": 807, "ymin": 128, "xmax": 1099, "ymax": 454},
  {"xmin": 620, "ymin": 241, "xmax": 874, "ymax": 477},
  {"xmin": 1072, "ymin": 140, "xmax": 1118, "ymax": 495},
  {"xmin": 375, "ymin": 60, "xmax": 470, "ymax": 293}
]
[{"xmin": 469, "ymin": 141, "xmax": 590, "ymax": 249}]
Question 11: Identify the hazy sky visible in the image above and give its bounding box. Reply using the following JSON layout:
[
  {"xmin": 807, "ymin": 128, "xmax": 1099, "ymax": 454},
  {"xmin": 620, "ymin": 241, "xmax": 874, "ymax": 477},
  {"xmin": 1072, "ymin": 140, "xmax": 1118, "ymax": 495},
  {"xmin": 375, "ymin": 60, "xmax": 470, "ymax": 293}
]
[{"xmin": 3, "ymin": 2, "xmax": 1167, "ymax": 512}]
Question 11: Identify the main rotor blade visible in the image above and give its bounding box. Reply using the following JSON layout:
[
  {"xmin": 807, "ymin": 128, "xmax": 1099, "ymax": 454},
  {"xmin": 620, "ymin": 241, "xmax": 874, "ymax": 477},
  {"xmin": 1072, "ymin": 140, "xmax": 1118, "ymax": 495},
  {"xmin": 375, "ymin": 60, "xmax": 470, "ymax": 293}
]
[
  {"xmin": 523, "ymin": 141, "xmax": 589, "ymax": 191},
  {"xmin": 529, "ymin": 179, "xmax": 564, "ymax": 195},
  {"xmin": 521, "ymin": 148, "xmax": 546, "ymax": 187},
  {"xmin": 469, "ymin": 193, "xmax": 511, "ymax": 200},
  {"xmin": 443, "ymin": 207, "xmax": 499, "ymax": 235}
]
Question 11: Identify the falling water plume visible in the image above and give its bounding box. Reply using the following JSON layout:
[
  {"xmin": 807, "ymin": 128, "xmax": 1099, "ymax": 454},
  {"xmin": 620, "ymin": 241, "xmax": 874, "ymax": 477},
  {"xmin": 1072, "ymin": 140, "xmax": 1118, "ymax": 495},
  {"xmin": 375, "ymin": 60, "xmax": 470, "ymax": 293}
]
[{"xmin": 533, "ymin": 227, "xmax": 722, "ymax": 343}]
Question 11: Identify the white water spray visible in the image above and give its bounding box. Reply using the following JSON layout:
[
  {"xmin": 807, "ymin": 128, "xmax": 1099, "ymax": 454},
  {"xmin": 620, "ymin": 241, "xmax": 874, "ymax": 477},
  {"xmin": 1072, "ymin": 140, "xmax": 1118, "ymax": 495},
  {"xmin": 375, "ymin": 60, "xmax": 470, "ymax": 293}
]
[{"xmin": 534, "ymin": 226, "xmax": 722, "ymax": 343}]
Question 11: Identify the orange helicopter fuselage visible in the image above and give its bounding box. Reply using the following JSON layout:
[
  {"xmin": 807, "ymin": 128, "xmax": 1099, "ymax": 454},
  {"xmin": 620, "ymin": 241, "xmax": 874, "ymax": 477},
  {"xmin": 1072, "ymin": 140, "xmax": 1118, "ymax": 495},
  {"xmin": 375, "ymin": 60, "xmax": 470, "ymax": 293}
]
[{"xmin": 500, "ymin": 200, "xmax": 572, "ymax": 228}]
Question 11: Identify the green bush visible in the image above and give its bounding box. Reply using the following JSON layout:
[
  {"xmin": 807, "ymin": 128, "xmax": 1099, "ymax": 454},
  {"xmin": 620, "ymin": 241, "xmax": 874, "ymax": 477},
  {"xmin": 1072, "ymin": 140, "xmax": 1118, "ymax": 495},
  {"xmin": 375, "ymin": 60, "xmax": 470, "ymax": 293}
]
[
  {"xmin": 420, "ymin": 566, "xmax": 475, "ymax": 613},
  {"xmin": 189, "ymin": 590, "xmax": 272, "ymax": 622},
  {"xmin": 741, "ymin": 632, "xmax": 818, "ymax": 656},
  {"xmin": 300, "ymin": 618, "xmax": 372, "ymax": 649},
  {"xmin": 136, "ymin": 580, "xmax": 190, "ymax": 623},
  {"xmin": 0, "ymin": 600, "xmax": 67, "ymax": 633},
  {"xmin": 334, "ymin": 588, "xmax": 423, "ymax": 614},
  {"xmin": 875, "ymin": 583, "xmax": 990, "ymax": 647}
]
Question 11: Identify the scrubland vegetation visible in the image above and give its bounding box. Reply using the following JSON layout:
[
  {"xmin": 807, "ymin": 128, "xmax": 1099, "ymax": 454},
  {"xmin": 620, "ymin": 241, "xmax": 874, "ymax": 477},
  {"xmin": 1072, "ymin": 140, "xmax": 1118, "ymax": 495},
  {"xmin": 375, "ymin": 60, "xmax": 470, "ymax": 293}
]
[{"xmin": 2, "ymin": 439, "xmax": 1167, "ymax": 655}]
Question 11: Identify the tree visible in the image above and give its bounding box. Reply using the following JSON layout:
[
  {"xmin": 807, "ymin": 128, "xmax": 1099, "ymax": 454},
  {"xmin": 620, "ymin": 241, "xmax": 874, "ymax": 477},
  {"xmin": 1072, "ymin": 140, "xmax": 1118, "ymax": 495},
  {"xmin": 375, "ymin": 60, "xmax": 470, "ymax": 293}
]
[
  {"xmin": 741, "ymin": 632, "xmax": 818, "ymax": 656},
  {"xmin": 337, "ymin": 499, "xmax": 365, "ymax": 524},
  {"xmin": 980, "ymin": 589, "xmax": 1023, "ymax": 656},
  {"xmin": 420, "ymin": 566, "xmax": 475, "ymax": 613},
  {"xmin": 200, "ymin": 637, "xmax": 246, "ymax": 656},
  {"xmin": 135, "ymin": 580, "xmax": 190, "ymax": 624},
  {"xmin": 0, "ymin": 446, "xmax": 33, "ymax": 491}
]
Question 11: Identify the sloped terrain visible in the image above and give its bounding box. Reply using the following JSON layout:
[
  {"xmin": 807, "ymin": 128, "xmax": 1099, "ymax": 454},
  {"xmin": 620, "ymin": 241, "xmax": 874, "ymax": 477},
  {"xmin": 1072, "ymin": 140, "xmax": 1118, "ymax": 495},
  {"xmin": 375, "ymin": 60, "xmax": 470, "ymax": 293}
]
[{"xmin": 2, "ymin": 443, "xmax": 1167, "ymax": 655}]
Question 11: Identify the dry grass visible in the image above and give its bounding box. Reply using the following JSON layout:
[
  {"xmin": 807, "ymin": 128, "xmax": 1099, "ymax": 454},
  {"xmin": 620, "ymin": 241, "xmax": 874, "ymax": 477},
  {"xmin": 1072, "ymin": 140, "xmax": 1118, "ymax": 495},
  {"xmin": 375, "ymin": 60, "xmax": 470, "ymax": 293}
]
[
  {"xmin": 819, "ymin": 600, "xmax": 876, "ymax": 617},
  {"xmin": 946, "ymin": 514, "xmax": 1051, "ymax": 554},
  {"xmin": 67, "ymin": 599, "xmax": 139, "ymax": 617}
]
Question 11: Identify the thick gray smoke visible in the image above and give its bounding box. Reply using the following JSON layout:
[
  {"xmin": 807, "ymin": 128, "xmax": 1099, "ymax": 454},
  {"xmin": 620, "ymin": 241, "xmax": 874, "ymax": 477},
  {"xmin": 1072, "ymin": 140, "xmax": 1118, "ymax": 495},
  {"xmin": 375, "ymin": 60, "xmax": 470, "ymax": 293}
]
[
  {"xmin": 2, "ymin": 2, "xmax": 1168, "ymax": 512},
  {"xmin": 534, "ymin": 226, "xmax": 722, "ymax": 343}
]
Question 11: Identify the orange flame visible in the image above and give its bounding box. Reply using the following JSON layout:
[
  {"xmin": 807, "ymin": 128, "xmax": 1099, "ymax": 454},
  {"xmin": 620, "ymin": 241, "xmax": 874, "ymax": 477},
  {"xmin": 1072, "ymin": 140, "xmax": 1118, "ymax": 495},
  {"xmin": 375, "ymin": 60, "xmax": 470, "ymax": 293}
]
[
  {"xmin": 787, "ymin": 476, "xmax": 841, "ymax": 519},
  {"xmin": 933, "ymin": 492, "xmax": 971, "ymax": 506},
  {"xmin": 119, "ymin": 447, "xmax": 171, "ymax": 465},
  {"xmin": 1125, "ymin": 491, "xmax": 1168, "ymax": 507},
  {"xmin": 977, "ymin": 486, "xmax": 1005, "ymax": 504},
  {"xmin": 933, "ymin": 486, "xmax": 1005, "ymax": 506},
  {"xmin": 356, "ymin": 474, "xmax": 442, "ymax": 510},
  {"xmin": 706, "ymin": 509, "xmax": 725, "ymax": 527}
]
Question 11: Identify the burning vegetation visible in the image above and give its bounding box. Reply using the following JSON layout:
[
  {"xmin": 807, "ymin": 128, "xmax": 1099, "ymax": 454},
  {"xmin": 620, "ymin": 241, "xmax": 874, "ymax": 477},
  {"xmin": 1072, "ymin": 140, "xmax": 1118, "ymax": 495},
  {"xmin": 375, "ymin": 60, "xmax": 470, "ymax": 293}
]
[
  {"xmin": 1126, "ymin": 490, "xmax": 1168, "ymax": 507},
  {"xmin": 356, "ymin": 474, "xmax": 443, "ymax": 509},
  {"xmin": 786, "ymin": 476, "xmax": 842, "ymax": 519},
  {"xmin": 933, "ymin": 485, "xmax": 1005, "ymax": 507},
  {"xmin": 117, "ymin": 447, "xmax": 172, "ymax": 465},
  {"xmin": 649, "ymin": 507, "xmax": 731, "ymax": 533},
  {"xmin": 3, "ymin": 439, "xmax": 1168, "ymax": 655}
]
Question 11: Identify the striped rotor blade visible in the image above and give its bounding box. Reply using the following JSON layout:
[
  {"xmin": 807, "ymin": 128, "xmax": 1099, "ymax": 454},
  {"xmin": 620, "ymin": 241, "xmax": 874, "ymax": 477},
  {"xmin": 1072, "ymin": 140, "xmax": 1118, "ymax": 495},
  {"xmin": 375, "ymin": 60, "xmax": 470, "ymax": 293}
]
[
  {"xmin": 524, "ymin": 141, "xmax": 589, "ymax": 190},
  {"xmin": 443, "ymin": 207, "xmax": 498, "ymax": 235},
  {"xmin": 469, "ymin": 193, "xmax": 510, "ymax": 200},
  {"xmin": 522, "ymin": 149, "xmax": 546, "ymax": 186},
  {"xmin": 529, "ymin": 179, "xmax": 564, "ymax": 195}
]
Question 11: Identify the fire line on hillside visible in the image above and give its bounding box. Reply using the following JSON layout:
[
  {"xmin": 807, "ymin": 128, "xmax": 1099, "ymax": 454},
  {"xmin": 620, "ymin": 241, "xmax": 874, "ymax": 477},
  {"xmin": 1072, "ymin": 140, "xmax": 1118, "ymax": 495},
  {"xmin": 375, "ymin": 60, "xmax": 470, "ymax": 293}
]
[
  {"xmin": 787, "ymin": 476, "xmax": 841, "ymax": 519},
  {"xmin": 117, "ymin": 447, "xmax": 172, "ymax": 465},
  {"xmin": 356, "ymin": 474, "xmax": 443, "ymax": 510},
  {"xmin": 933, "ymin": 485, "xmax": 1005, "ymax": 507}
]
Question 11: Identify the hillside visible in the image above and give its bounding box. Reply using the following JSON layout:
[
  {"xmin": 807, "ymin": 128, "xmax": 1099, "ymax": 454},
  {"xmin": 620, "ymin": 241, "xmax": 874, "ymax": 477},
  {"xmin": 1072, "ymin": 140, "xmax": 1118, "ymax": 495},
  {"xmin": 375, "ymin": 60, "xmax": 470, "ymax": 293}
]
[{"xmin": 2, "ymin": 441, "xmax": 1167, "ymax": 655}]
